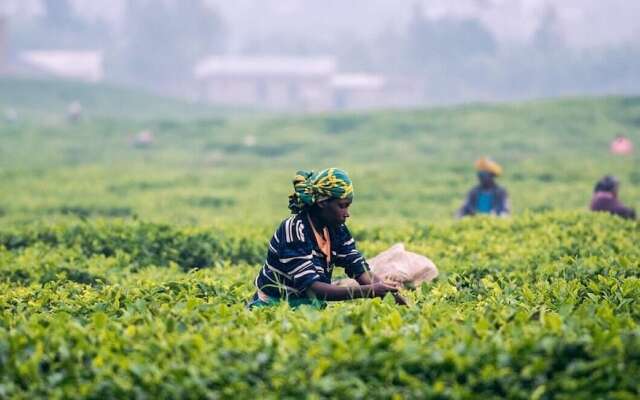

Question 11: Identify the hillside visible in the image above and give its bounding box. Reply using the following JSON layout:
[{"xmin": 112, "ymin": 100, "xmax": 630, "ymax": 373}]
[
  {"xmin": 1, "ymin": 80, "xmax": 639, "ymax": 398},
  {"xmin": 0, "ymin": 82, "xmax": 638, "ymax": 227},
  {"xmin": 0, "ymin": 77, "xmax": 227, "ymax": 120}
]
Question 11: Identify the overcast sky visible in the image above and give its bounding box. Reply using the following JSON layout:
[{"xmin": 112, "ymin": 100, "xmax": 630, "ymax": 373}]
[
  {"xmin": 210, "ymin": 0, "xmax": 640, "ymax": 49},
  {"xmin": 3, "ymin": 0, "xmax": 640, "ymax": 49}
]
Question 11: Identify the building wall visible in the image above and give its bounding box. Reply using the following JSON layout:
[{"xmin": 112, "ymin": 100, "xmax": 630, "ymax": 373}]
[
  {"xmin": 334, "ymin": 88, "xmax": 386, "ymax": 110},
  {"xmin": 198, "ymin": 74, "xmax": 425, "ymax": 111},
  {"xmin": 333, "ymin": 85, "xmax": 426, "ymax": 111},
  {"xmin": 200, "ymin": 75, "xmax": 333, "ymax": 111}
]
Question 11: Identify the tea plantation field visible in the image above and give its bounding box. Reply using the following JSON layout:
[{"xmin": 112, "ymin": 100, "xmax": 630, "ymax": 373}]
[
  {"xmin": 1, "ymin": 79, "xmax": 639, "ymax": 227},
  {"xmin": 0, "ymin": 79, "xmax": 639, "ymax": 398}
]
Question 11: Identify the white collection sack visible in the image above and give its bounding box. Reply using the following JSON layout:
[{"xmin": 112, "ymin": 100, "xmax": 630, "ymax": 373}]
[{"xmin": 334, "ymin": 243, "xmax": 438, "ymax": 289}]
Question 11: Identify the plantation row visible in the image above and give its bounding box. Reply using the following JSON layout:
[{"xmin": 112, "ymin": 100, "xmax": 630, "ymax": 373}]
[
  {"xmin": 1, "ymin": 212, "xmax": 639, "ymax": 398},
  {"xmin": 2, "ymin": 94, "xmax": 639, "ymax": 228},
  {"xmin": 1, "ymin": 211, "xmax": 634, "ymax": 275},
  {"xmin": 0, "ymin": 221, "xmax": 268, "ymax": 270}
]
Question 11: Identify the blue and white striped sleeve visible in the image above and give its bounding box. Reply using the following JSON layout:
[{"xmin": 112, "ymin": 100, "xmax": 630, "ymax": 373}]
[
  {"xmin": 270, "ymin": 217, "xmax": 322, "ymax": 292},
  {"xmin": 334, "ymin": 226, "xmax": 370, "ymax": 278}
]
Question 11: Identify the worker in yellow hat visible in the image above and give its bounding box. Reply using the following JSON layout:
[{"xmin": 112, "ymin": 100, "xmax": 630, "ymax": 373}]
[{"xmin": 457, "ymin": 157, "xmax": 510, "ymax": 217}]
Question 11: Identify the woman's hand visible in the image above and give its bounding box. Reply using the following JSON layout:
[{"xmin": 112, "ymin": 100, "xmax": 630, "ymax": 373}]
[
  {"xmin": 309, "ymin": 280, "xmax": 407, "ymax": 304},
  {"xmin": 383, "ymin": 274, "xmax": 404, "ymax": 290},
  {"xmin": 370, "ymin": 282, "xmax": 399, "ymax": 297},
  {"xmin": 372, "ymin": 282, "xmax": 408, "ymax": 306},
  {"xmin": 355, "ymin": 272, "xmax": 408, "ymax": 305}
]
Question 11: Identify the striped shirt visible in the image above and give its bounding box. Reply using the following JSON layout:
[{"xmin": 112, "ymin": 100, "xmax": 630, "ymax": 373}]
[{"xmin": 255, "ymin": 210, "xmax": 369, "ymax": 299}]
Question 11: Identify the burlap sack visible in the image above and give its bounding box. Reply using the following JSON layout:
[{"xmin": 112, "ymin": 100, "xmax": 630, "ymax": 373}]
[{"xmin": 333, "ymin": 243, "xmax": 438, "ymax": 289}]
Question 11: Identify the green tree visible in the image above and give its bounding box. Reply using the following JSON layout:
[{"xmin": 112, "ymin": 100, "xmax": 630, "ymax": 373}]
[
  {"xmin": 41, "ymin": 0, "xmax": 77, "ymax": 28},
  {"xmin": 120, "ymin": 0, "xmax": 226, "ymax": 90},
  {"xmin": 533, "ymin": 5, "xmax": 565, "ymax": 53},
  {"xmin": 405, "ymin": 2, "xmax": 496, "ymax": 71}
]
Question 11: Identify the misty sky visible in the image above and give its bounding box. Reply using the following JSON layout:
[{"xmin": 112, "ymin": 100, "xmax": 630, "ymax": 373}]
[
  {"xmin": 207, "ymin": 0, "xmax": 640, "ymax": 49},
  {"xmin": 3, "ymin": 0, "xmax": 639, "ymax": 50}
]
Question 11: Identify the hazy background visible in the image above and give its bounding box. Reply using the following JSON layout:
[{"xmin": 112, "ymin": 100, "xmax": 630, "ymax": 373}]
[{"xmin": 2, "ymin": 0, "xmax": 639, "ymax": 107}]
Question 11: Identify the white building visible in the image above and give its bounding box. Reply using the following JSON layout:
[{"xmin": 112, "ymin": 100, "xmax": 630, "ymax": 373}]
[
  {"xmin": 194, "ymin": 55, "xmax": 426, "ymax": 111},
  {"xmin": 195, "ymin": 55, "xmax": 337, "ymax": 111},
  {"xmin": 331, "ymin": 73, "xmax": 387, "ymax": 110},
  {"xmin": 17, "ymin": 50, "xmax": 104, "ymax": 82}
]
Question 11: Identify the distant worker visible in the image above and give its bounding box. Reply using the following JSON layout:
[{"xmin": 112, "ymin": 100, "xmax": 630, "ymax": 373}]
[
  {"xmin": 457, "ymin": 157, "xmax": 510, "ymax": 217},
  {"xmin": 67, "ymin": 101, "xmax": 83, "ymax": 123},
  {"xmin": 4, "ymin": 108, "xmax": 17, "ymax": 123},
  {"xmin": 590, "ymin": 175, "xmax": 636, "ymax": 220},
  {"xmin": 610, "ymin": 135, "xmax": 633, "ymax": 156},
  {"xmin": 132, "ymin": 130, "xmax": 155, "ymax": 148}
]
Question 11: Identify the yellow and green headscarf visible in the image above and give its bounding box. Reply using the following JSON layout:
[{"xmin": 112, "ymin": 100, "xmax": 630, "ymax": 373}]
[{"xmin": 288, "ymin": 168, "xmax": 354, "ymax": 213}]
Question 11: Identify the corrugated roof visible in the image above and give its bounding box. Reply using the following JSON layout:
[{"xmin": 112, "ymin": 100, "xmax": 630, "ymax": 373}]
[{"xmin": 194, "ymin": 55, "xmax": 337, "ymax": 79}]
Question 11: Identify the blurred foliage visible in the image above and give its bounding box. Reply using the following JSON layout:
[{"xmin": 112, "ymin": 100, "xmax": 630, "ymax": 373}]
[
  {"xmin": 116, "ymin": 0, "xmax": 226, "ymax": 87},
  {"xmin": 0, "ymin": 81, "xmax": 639, "ymax": 398},
  {"xmin": 0, "ymin": 78, "xmax": 230, "ymax": 120},
  {"xmin": 0, "ymin": 83, "xmax": 637, "ymax": 228}
]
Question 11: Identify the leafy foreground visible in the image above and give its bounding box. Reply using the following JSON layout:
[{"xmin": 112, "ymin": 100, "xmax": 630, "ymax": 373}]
[{"xmin": 1, "ymin": 212, "xmax": 639, "ymax": 399}]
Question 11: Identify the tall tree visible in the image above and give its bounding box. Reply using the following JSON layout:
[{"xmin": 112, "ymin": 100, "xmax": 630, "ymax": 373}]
[
  {"xmin": 533, "ymin": 5, "xmax": 565, "ymax": 53},
  {"xmin": 405, "ymin": 2, "xmax": 496, "ymax": 71},
  {"xmin": 41, "ymin": 0, "xmax": 77, "ymax": 28},
  {"xmin": 120, "ymin": 0, "xmax": 226, "ymax": 90}
]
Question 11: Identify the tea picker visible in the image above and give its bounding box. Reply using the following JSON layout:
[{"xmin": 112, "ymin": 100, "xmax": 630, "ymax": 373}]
[
  {"xmin": 248, "ymin": 168, "xmax": 407, "ymax": 308},
  {"xmin": 457, "ymin": 157, "xmax": 510, "ymax": 218}
]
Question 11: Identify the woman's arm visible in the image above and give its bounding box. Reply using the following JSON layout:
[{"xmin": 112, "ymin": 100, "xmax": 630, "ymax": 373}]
[
  {"xmin": 355, "ymin": 270, "xmax": 381, "ymax": 285},
  {"xmin": 308, "ymin": 281, "xmax": 397, "ymax": 301}
]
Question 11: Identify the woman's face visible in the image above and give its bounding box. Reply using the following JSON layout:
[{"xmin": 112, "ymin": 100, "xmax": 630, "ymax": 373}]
[{"xmin": 318, "ymin": 198, "xmax": 352, "ymax": 227}]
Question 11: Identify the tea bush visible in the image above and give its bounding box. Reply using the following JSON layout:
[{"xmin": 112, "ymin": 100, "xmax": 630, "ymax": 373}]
[
  {"xmin": 0, "ymin": 221, "xmax": 268, "ymax": 269},
  {"xmin": 0, "ymin": 212, "xmax": 638, "ymax": 399},
  {"xmin": 1, "ymin": 81, "xmax": 639, "ymax": 398},
  {"xmin": 1, "ymin": 92, "xmax": 638, "ymax": 227}
]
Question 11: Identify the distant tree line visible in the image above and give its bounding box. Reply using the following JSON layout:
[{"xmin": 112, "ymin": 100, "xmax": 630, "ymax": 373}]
[
  {"xmin": 112, "ymin": 0, "xmax": 226, "ymax": 92},
  {"xmin": 7, "ymin": 0, "xmax": 640, "ymax": 103},
  {"xmin": 365, "ymin": 3, "xmax": 640, "ymax": 103},
  {"xmin": 9, "ymin": 0, "xmax": 226, "ymax": 95},
  {"xmin": 220, "ymin": 3, "xmax": 640, "ymax": 104}
]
